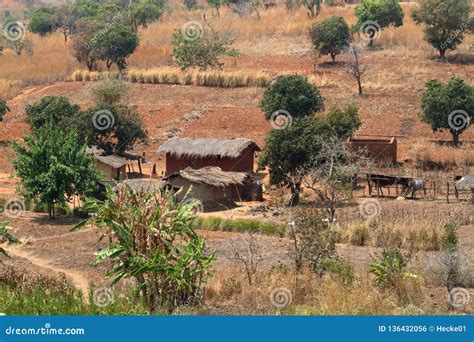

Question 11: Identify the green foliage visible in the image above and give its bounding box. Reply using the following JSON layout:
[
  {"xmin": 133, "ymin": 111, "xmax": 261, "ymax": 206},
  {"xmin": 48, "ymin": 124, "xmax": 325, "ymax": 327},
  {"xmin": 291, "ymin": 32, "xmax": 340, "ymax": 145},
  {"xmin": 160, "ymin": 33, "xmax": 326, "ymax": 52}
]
[
  {"xmin": 0, "ymin": 221, "xmax": 20, "ymax": 260},
  {"xmin": 309, "ymin": 16, "xmax": 350, "ymax": 62},
  {"xmin": 72, "ymin": 18, "xmax": 103, "ymax": 71},
  {"xmin": 441, "ymin": 221, "xmax": 458, "ymax": 251},
  {"xmin": 28, "ymin": 7, "xmax": 57, "ymax": 37},
  {"xmin": 0, "ymin": 100, "xmax": 9, "ymax": 121},
  {"xmin": 183, "ymin": 0, "xmax": 198, "ymax": 10},
  {"xmin": 12, "ymin": 125, "xmax": 100, "ymax": 217},
  {"xmin": 93, "ymin": 23, "xmax": 139, "ymax": 72},
  {"xmin": 419, "ymin": 76, "xmax": 473, "ymax": 145},
  {"xmin": 189, "ymin": 216, "xmax": 286, "ymax": 237},
  {"xmin": 261, "ymin": 75, "xmax": 324, "ymax": 120},
  {"xmin": 129, "ymin": 0, "xmax": 166, "ymax": 31},
  {"xmin": 90, "ymin": 77, "xmax": 130, "ymax": 106},
  {"xmin": 325, "ymin": 103, "xmax": 361, "ymax": 139},
  {"xmin": 369, "ymin": 247, "xmax": 412, "ymax": 288},
  {"xmin": 25, "ymin": 96, "xmax": 80, "ymax": 130},
  {"xmin": 320, "ymin": 257, "xmax": 355, "ymax": 285},
  {"xmin": 354, "ymin": 0, "xmax": 404, "ymax": 45},
  {"xmin": 258, "ymin": 116, "xmax": 330, "ymax": 190},
  {"xmin": 411, "ymin": 0, "xmax": 473, "ymax": 57},
  {"xmin": 74, "ymin": 186, "xmax": 215, "ymax": 314},
  {"xmin": 172, "ymin": 24, "xmax": 238, "ymax": 70}
]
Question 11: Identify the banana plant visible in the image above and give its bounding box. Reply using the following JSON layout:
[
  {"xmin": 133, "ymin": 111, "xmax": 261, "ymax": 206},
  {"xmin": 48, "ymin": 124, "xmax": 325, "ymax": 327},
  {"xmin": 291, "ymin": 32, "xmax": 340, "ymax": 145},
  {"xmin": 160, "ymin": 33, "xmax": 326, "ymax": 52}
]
[{"xmin": 0, "ymin": 221, "xmax": 20, "ymax": 260}]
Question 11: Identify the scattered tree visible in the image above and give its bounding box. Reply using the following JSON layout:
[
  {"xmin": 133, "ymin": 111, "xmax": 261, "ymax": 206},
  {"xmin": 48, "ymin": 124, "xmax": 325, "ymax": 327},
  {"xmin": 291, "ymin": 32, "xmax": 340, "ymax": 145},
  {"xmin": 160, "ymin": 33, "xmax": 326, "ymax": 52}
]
[
  {"xmin": 25, "ymin": 96, "xmax": 80, "ymax": 131},
  {"xmin": 325, "ymin": 103, "xmax": 361, "ymax": 139},
  {"xmin": 419, "ymin": 76, "xmax": 473, "ymax": 146},
  {"xmin": 183, "ymin": 0, "xmax": 198, "ymax": 10},
  {"xmin": 309, "ymin": 16, "xmax": 350, "ymax": 62},
  {"xmin": 72, "ymin": 18, "xmax": 102, "ymax": 71},
  {"xmin": 28, "ymin": 7, "xmax": 57, "ymax": 37},
  {"xmin": 353, "ymin": 0, "xmax": 404, "ymax": 47},
  {"xmin": 207, "ymin": 0, "xmax": 224, "ymax": 17},
  {"xmin": 345, "ymin": 42, "xmax": 368, "ymax": 96},
  {"xmin": 13, "ymin": 125, "xmax": 100, "ymax": 218},
  {"xmin": 172, "ymin": 22, "xmax": 238, "ymax": 70},
  {"xmin": 260, "ymin": 75, "xmax": 325, "ymax": 120},
  {"xmin": 0, "ymin": 221, "xmax": 20, "ymax": 261},
  {"xmin": 227, "ymin": 233, "xmax": 264, "ymax": 285},
  {"xmin": 258, "ymin": 116, "xmax": 331, "ymax": 205},
  {"xmin": 303, "ymin": 0, "xmax": 321, "ymax": 17},
  {"xmin": 73, "ymin": 186, "xmax": 215, "ymax": 314},
  {"xmin": 412, "ymin": 0, "xmax": 473, "ymax": 58}
]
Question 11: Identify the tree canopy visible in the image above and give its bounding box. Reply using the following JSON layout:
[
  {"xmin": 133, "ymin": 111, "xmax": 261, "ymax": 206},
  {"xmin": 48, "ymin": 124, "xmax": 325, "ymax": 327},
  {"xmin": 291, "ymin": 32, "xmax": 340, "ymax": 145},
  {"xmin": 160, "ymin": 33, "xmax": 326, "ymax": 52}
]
[
  {"xmin": 25, "ymin": 96, "xmax": 81, "ymax": 131},
  {"xmin": 309, "ymin": 16, "xmax": 350, "ymax": 62},
  {"xmin": 261, "ymin": 75, "xmax": 325, "ymax": 120},
  {"xmin": 420, "ymin": 77, "xmax": 473, "ymax": 145},
  {"xmin": 13, "ymin": 125, "xmax": 100, "ymax": 217},
  {"xmin": 412, "ymin": 0, "xmax": 473, "ymax": 58}
]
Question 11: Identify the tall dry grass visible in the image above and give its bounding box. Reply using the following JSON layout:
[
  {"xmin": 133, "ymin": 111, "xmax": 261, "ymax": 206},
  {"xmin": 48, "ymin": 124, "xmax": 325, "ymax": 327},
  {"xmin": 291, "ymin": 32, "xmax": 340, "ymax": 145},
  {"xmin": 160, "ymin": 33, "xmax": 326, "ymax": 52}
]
[{"xmin": 72, "ymin": 68, "xmax": 271, "ymax": 88}]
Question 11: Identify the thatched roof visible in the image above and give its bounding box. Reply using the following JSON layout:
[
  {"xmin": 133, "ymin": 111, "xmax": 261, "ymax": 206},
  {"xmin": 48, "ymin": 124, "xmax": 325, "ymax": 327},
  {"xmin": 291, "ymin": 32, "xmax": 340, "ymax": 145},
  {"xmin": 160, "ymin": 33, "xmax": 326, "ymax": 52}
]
[
  {"xmin": 158, "ymin": 138, "xmax": 260, "ymax": 159},
  {"xmin": 165, "ymin": 167, "xmax": 248, "ymax": 188},
  {"xmin": 94, "ymin": 154, "xmax": 129, "ymax": 169},
  {"xmin": 455, "ymin": 175, "xmax": 474, "ymax": 190},
  {"xmin": 116, "ymin": 179, "xmax": 161, "ymax": 193}
]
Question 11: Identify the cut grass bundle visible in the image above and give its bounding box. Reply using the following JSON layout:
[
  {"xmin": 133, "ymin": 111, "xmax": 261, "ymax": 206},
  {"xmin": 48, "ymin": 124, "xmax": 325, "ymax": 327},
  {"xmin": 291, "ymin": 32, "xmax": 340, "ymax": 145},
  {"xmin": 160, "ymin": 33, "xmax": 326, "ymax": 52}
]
[{"xmin": 72, "ymin": 68, "xmax": 271, "ymax": 88}]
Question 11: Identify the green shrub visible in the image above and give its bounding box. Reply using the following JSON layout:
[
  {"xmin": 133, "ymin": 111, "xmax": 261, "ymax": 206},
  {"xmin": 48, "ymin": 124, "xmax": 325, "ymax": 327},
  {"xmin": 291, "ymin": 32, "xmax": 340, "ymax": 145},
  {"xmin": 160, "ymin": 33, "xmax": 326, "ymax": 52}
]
[
  {"xmin": 321, "ymin": 258, "xmax": 355, "ymax": 286},
  {"xmin": 190, "ymin": 216, "xmax": 286, "ymax": 237},
  {"xmin": 441, "ymin": 221, "xmax": 458, "ymax": 251},
  {"xmin": 349, "ymin": 224, "xmax": 370, "ymax": 246}
]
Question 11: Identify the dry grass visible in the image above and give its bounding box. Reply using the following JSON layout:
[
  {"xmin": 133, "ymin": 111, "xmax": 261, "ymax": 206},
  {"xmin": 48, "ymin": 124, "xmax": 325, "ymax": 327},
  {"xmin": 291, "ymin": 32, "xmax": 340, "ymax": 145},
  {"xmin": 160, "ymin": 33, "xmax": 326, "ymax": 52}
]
[
  {"xmin": 406, "ymin": 139, "xmax": 474, "ymax": 171},
  {"xmin": 72, "ymin": 68, "xmax": 271, "ymax": 88}
]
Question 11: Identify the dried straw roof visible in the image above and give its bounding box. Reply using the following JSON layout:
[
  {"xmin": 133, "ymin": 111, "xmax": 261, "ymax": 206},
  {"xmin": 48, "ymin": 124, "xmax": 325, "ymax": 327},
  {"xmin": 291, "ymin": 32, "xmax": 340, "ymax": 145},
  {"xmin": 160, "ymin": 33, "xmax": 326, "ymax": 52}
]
[
  {"xmin": 158, "ymin": 138, "xmax": 260, "ymax": 159},
  {"xmin": 165, "ymin": 167, "xmax": 248, "ymax": 188},
  {"xmin": 94, "ymin": 154, "xmax": 129, "ymax": 169},
  {"xmin": 455, "ymin": 175, "xmax": 474, "ymax": 190}
]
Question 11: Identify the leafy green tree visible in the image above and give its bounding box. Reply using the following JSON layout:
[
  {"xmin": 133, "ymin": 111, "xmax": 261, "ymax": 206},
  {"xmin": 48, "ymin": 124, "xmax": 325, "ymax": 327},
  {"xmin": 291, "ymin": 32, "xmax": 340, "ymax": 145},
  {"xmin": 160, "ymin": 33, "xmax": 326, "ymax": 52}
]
[
  {"xmin": 0, "ymin": 221, "xmax": 20, "ymax": 260},
  {"xmin": 71, "ymin": 0, "xmax": 102, "ymax": 18},
  {"xmin": 28, "ymin": 7, "xmax": 57, "ymax": 37},
  {"xmin": 411, "ymin": 0, "xmax": 473, "ymax": 58},
  {"xmin": 13, "ymin": 125, "xmax": 100, "ymax": 218},
  {"xmin": 93, "ymin": 23, "xmax": 139, "ymax": 73},
  {"xmin": 128, "ymin": 0, "xmax": 166, "ymax": 32},
  {"xmin": 25, "ymin": 96, "xmax": 80, "ymax": 131},
  {"xmin": 353, "ymin": 0, "xmax": 404, "ymax": 47},
  {"xmin": 325, "ymin": 103, "xmax": 361, "ymax": 139},
  {"xmin": 0, "ymin": 100, "xmax": 9, "ymax": 121},
  {"xmin": 420, "ymin": 77, "xmax": 473, "ymax": 146},
  {"xmin": 261, "ymin": 75, "xmax": 324, "ymax": 120},
  {"xmin": 258, "ymin": 116, "xmax": 331, "ymax": 205},
  {"xmin": 54, "ymin": 5, "xmax": 77, "ymax": 42},
  {"xmin": 172, "ymin": 23, "xmax": 238, "ymax": 70},
  {"xmin": 72, "ymin": 18, "xmax": 102, "ymax": 71},
  {"xmin": 309, "ymin": 16, "xmax": 350, "ymax": 62},
  {"xmin": 73, "ymin": 186, "xmax": 215, "ymax": 314}
]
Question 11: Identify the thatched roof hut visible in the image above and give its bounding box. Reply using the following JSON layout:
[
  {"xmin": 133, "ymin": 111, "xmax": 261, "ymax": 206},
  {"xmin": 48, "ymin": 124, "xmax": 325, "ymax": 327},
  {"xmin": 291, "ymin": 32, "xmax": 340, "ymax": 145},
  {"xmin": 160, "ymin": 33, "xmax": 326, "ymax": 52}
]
[
  {"xmin": 171, "ymin": 167, "xmax": 248, "ymax": 187},
  {"xmin": 116, "ymin": 179, "xmax": 161, "ymax": 193},
  {"xmin": 158, "ymin": 138, "xmax": 260, "ymax": 159}
]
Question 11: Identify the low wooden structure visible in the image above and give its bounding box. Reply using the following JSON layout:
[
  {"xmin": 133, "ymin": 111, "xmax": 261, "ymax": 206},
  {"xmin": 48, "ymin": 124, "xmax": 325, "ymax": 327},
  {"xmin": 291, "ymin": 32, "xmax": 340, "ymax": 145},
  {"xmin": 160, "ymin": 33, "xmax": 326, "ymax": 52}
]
[{"xmin": 93, "ymin": 154, "xmax": 129, "ymax": 181}]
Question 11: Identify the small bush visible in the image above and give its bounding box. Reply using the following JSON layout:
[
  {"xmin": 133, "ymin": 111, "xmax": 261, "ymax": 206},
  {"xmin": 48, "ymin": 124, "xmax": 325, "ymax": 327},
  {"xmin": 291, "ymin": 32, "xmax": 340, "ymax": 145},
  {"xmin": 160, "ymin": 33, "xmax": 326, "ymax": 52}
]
[
  {"xmin": 321, "ymin": 258, "xmax": 355, "ymax": 286},
  {"xmin": 349, "ymin": 224, "xmax": 370, "ymax": 246},
  {"xmin": 190, "ymin": 216, "xmax": 286, "ymax": 237},
  {"xmin": 441, "ymin": 221, "xmax": 458, "ymax": 251}
]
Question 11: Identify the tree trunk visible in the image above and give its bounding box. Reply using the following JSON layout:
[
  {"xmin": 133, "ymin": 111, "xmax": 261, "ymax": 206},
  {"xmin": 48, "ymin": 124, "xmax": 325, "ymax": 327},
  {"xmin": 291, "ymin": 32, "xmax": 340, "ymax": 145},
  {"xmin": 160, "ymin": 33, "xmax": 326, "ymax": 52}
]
[
  {"xmin": 451, "ymin": 130, "xmax": 460, "ymax": 146},
  {"xmin": 357, "ymin": 76, "xmax": 363, "ymax": 96},
  {"xmin": 439, "ymin": 48, "xmax": 446, "ymax": 59},
  {"xmin": 289, "ymin": 183, "xmax": 301, "ymax": 206},
  {"xmin": 331, "ymin": 53, "xmax": 336, "ymax": 62},
  {"xmin": 368, "ymin": 38, "xmax": 374, "ymax": 48}
]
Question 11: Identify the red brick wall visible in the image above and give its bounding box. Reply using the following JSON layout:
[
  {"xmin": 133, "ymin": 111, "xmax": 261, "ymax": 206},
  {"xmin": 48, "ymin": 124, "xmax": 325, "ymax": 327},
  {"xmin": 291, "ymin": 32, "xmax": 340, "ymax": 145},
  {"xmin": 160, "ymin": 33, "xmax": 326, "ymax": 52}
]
[
  {"xmin": 165, "ymin": 146, "xmax": 256, "ymax": 175},
  {"xmin": 347, "ymin": 138, "xmax": 397, "ymax": 164}
]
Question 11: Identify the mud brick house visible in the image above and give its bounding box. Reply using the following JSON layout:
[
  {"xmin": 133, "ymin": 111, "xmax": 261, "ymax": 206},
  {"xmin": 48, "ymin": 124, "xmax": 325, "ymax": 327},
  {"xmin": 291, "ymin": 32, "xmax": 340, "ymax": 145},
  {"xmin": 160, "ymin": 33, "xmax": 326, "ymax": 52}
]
[
  {"xmin": 347, "ymin": 136, "xmax": 397, "ymax": 165},
  {"xmin": 158, "ymin": 138, "xmax": 261, "ymax": 175}
]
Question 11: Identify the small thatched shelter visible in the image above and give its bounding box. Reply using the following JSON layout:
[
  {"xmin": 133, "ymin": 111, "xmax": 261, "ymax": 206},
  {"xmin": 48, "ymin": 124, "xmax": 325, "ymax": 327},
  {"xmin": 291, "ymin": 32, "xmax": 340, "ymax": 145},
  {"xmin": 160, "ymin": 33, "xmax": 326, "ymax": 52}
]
[
  {"xmin": 93, "ymin": 154, "xmax": 129, "ymax": 180},
  {"xmin": 116, "ymin": 179, "xmax": 162, "ymax": 194},
  {"xmin": 162, "ymin": 166, "xmax": 261, "ymax": 203},
  {"xmin": 158, "ymin": 138, "xmax": 260, "ymax": 175}
]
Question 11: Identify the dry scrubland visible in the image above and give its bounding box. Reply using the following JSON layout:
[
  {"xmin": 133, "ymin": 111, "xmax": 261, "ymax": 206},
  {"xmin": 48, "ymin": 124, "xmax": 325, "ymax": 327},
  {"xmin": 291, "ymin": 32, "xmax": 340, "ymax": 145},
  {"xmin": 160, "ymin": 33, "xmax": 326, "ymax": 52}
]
[{"xmin": 0, "ymin": 2, "xmax": 473, "ymax": 315}]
